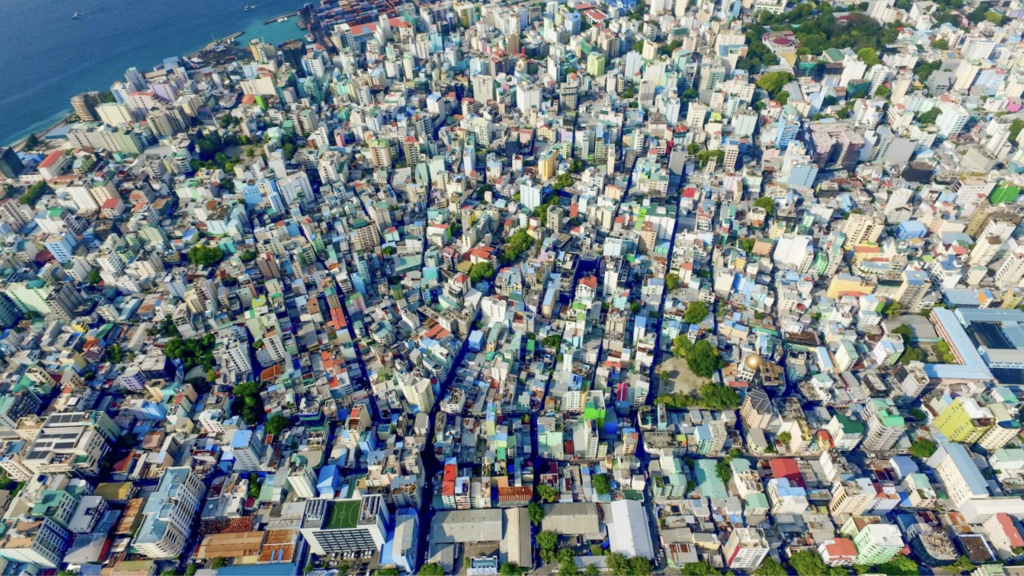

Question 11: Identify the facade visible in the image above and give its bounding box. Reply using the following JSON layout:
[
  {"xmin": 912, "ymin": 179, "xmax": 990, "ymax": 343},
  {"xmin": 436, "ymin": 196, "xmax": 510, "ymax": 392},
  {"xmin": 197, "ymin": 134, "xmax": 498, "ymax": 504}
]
[{"xmin": 134, "ymin": 467, "xmax": 206, "ymax": 559}]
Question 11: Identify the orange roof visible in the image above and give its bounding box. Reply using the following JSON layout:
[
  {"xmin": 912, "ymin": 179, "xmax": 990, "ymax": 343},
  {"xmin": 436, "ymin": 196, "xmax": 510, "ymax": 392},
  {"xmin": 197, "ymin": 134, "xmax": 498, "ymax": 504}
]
[{"xmin": 39, "ymin": 151, "xmax": 64, "ymax": 169}]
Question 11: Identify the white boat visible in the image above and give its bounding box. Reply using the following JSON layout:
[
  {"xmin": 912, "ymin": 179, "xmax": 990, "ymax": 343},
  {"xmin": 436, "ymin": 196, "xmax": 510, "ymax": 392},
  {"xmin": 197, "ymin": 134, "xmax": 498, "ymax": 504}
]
[
  {"xmin": 243, "ymin": 5, "xmax": 255, "ymax": 10},
  {"xmin": 72, "ymin": 11, "xmax": 82, "ymax": 19}
]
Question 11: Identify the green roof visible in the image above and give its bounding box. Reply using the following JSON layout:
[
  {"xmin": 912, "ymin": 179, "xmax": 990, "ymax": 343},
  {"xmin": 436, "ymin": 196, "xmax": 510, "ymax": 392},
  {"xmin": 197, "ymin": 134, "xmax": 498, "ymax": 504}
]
[
  {"xmin": 836, "ymin": 414, "xmax": 866, "ymax": 434},
  {"xmin": 326, "ymin": 500, "xmax": 362, "ymax": 530}
]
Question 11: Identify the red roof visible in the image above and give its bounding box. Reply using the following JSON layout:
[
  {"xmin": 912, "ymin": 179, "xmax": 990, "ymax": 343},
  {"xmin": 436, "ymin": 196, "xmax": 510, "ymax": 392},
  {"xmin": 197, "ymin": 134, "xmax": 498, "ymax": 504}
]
[
  {"xmin": 769, "ymin": 458, "xmax": 806, "ymax": 488},
  {"xmin": 997, "ymin": 513, "xmax": 1024, "ymax": 547},
  {"xmin": 39, "ymin": 151, "xmax": 64, "ymax": 169},
  {"xmin": 824, "ymin": 538, "xmax": 858, "ymax": 559}
]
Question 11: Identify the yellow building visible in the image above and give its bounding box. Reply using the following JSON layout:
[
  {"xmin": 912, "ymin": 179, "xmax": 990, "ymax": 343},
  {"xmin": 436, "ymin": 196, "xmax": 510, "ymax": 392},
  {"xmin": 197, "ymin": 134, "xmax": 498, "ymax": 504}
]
[
  {"xmin": 587, "ymin": 52, "xmax": 606, "ymax": 76},
  {"xmin": 933, "ymin": 396, "xmax": 993, "ymax": 445},
  {"xmin": 538, "ymin": 148, "xmax": 559, "ymax": 181},
  {"xmin": 825, "ymin": 273, "xmax": 875, "ymax": 299}
]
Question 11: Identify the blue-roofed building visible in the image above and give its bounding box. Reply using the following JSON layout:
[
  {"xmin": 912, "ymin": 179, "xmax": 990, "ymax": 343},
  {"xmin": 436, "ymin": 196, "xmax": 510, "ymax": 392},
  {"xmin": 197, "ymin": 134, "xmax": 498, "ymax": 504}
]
[
  {"xmin": 318, "ymin": 464, "xmax": 340, "ymax": 498},
  {"xmin": 896, "ymin": 220, "xmax": 928, "ymax": 240},
  {"xmin": 924, "ymin": 308, "xmax": 995, "ymax": 382},
  {"xmin": 927, "ymin": 443, "xmax": 990, "ymax": 507}
]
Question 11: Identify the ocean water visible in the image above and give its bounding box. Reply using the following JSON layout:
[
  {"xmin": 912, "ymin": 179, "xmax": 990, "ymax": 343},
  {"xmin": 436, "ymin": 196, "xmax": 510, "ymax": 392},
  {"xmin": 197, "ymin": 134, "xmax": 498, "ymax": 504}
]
[{"xmin": 0, "ymin": 0, "xmax": 311, "ymax": 145}]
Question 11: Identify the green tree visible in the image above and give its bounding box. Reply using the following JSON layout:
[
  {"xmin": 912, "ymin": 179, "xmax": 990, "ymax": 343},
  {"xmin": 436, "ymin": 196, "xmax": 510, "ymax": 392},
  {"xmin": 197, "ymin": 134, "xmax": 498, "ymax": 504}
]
[
  {"xmin": 666, "ymin": 272, "xmax": 682, "ymax": 292},
  {"xmin": 627, "ymin": 557, "xmax": 654, "ymax": 576},
  {"xmin": 672, "ymin": 334, "xmax": 693, "ymax": 359},
  {"xmin": 892, "ymin": 324, "xmax": 914, "ymax": 341},
  {"xmin": 684, "ymin": 301, "xmax": 710, "ymax": 324},
  {"xmin": 716, "ymin": 460, "xmax": 732, "ymax": 483},
  {"xmin": 212, "ymin": 558, "xmax": 228, "ymax": 569},
  {"xmin": 528, "ymin": 502, "xmax": 546, "ymax": 526},
  {"xmin": 752, "ymin": 558, "xmax": 789, "ymax": 576},
  {"xmin": 265, "ymin": 413, "xmax": 290, "ymax": 436},
  {"xmin": 188, "ymin": 245, "xmax": 225, "ymax": 266},
  {"xmin": 559, "ymin": 549, "xmax": 579, "ymax": 576},
  {"xmin": 756, "ymin": 71, "xmax": 794, "ymax": 96},
  {"xmin": 779, "ymin": 431, "xmax": 792, "ymax": 445},
  {"xmin": 537, "ymin": 484, "xmax": 560, "ymax": 503},
  {"xmin": 536, "ymin": 530, "xmax": 558, "ymax": 552},
  {"xmin": 874, "ymin": 555, "xmax": 919, "ymax": 576},
  {"xmin": 607, "ymin": 554, "xmax": 631, "ymax": 576},
  {"xmin": 686, "ymin": 143, "xmax": 701, "ymax": 154},
  {"xmin": 688, "ymin": 341, "xmax": 724, "ymax": 378},
  {"xmin": 469, "ymin": 262, "xmax": 495, "ymax": 284},
  {"xmin": 909, "ymin": 439, "xmax": 938, "ymax": 458},
  {"xmin": 239, "ymin": 250, "xmax": 257, "ymax": 263},
  {"xmin": 984, "ymin": 10, "xmax": 1004, "ymax": 24},
  {"xmin": 739, "ymin": 238, "xmax": 755, "ymax": 252},
  {"xmin": 949, "ymin": 555, "xmax": 975, "ymax": 574},
  {"xmin": 753, "ymin": 196, "xmax": 775, "ymax": 215},
  {"xmin": 87, "ymin": 269, "xmax": 102, "ymax": 286},
  {"xmin": 875, "ymin": 85, "xmax": 891, "ymax": 97},
  {"xmin": 883, "ymin": 300, "xmax": 903, "ymax": 318},
  {"xmin": 206, "ymin": 368, "xmax": 217, "ymax": 383},
  {"xmin": 857, "ymin": 47, "xmax": 881, "ymax": 66},
  {"xmin": 918, "ymin": 107, "xmax": 941, "ymax": 125},
  {"xmin": 593, "ymin": 474, "xmax": 612, "ymax": 495},
  {"xmin": 185, "ymin": 564, "xmax": 198, "ymax": 576},
  {"xmin": 585, "ymin": 564, "xmax": 600, "ymax": 576},
  {"xmin": 108, "ymin": 344, "xmax": 123, "ymax": 364},
  {"xmin": 231, "ymin": 381, "xmax": 267, "ymax": 426},
  {"xmin": 679, "ymin": 561, "xmax": 724, "ymax": 576},
  {"xmin": 420, "ymin": 564, "xmax": 445, "ymax": 576},
  {"xmin": 19, "ymin": 182, "xmax": 51, "ymax": 208},
  {"xmin": 789, "ymin": 552, "xmax": 829, "ymax": 576},
  {"xmin": 499, "ymin": 563, "xmax": 524, "ymax": 576},
  {"xmin": 1009, "ymin": 118, "xmax": 1024, "ymax": 142},
  {"xmin": 699, "ymin": 384, "xmax": 740, "ymax": 409},
  {"xmin": 933, "ymin": 38, "xmax": 949, "ymax": 49},
  {"xmin": 542, "ymin": 335, "xmax": 562, "ymax": 350},
  {"xmin": 936, "ymin": 340, "xmax": 956, "ymax": 363}
]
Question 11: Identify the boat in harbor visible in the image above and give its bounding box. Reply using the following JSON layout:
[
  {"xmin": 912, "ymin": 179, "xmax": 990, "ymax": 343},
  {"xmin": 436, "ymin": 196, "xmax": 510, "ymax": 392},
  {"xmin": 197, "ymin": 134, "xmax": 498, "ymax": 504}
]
[{"xmin": 277, "ymin": 16, "xmax": 288, "ymax": 22}]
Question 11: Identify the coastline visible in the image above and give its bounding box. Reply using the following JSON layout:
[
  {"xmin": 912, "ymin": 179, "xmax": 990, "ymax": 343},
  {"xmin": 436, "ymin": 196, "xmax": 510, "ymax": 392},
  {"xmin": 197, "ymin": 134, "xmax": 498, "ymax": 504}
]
[
  {"xmin": 0, "ymin": 0, "xmax": 309, "ymax": 148},
  {"xmin": 9, "ymin": 111, "xmax": 74, "ymax": 153}
]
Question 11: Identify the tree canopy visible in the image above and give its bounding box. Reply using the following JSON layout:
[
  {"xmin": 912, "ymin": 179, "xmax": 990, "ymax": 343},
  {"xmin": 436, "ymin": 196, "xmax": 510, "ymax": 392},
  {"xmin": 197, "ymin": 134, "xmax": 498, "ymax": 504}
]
[
  {"xmin": 688, "ymin": 340, "xmax": 724, "ymax": 378},
  {"xmin": 593, "ymin": 474, "xmax": 612, "ymax": 495},
  {"xmin": 469, "ymin": 262, "xmax": 495, "ymax": 284},
  {"xmin": 684, "ymin": 301, "xmax": 710, "ymax": 324},
  {"xmin": 188, "ymin": 245, "xmax": 224, "ymax": 266},
  {"xmin": 265, "ymin": 414, "xmax": 290, "ymax": 436},
  {"xmin": 231, "ymin": 381, "xmax": 266, "ymax": 426}
]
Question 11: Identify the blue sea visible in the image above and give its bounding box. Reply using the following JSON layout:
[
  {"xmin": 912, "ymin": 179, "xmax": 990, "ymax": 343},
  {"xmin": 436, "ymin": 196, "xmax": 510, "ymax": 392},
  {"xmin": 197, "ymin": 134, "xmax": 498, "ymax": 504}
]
[{"xmin": 0, "ymin": 0, "xmax": 311, "ymax": 145}]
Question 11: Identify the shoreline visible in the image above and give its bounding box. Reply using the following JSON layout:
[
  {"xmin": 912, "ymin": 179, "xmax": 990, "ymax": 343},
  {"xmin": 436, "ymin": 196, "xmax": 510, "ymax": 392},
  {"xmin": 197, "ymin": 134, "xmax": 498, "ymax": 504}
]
[
  {"xmin": 10, "ymin": 111, "xmax": 74, "ymax": 153},
  {"xmin": 1, "ymin": 3, "xmax": 308, "ymax": 149}
]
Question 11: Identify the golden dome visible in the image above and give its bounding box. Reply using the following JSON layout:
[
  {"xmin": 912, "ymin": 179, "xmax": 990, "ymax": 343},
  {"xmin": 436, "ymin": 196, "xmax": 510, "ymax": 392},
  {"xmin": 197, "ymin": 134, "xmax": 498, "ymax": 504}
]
[{"xmin": 744, "ymin": 354, "xmax": 764, "ymax": 371}]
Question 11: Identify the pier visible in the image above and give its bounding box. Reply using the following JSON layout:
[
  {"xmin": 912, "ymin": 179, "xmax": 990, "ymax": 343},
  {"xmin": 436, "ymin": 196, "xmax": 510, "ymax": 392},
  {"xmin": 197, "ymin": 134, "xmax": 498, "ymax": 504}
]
[{"xmin": 264, "ymin": 11, "xmax": 299, "ymax": 25}]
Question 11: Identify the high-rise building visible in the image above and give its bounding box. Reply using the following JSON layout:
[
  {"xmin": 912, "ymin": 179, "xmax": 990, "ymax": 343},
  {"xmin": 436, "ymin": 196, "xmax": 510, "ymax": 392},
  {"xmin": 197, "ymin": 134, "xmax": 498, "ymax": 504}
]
[
  {"xmin": 300, "ymin": 496, "xmax": 389, "ymax": 557},
  {"xmin": 862, "ymin": 398, "xmax": 906, "ymax": 452},
  {"xmin": 849, "ymin": 521, "xmax": 904, "ymax": 565},
  {"xmin": 724, "ymin": 528, "xmax": 769, "ymax": 570},
  {"xmin": 842, "ymin": 213, "xmax": 884, "ymax": 248},
  {"xmin": 934, "ymin": 396, "xmax": 994, "ymax": 444},
  {"xmin": 0, "ymin": 147, "xmax": 25, "ymax": 179},
  {"xmin": 134, "ymin": 467, "xmax": 206, "ymax": 559},
  {"xmin": 70, "ymin": 93, "xmax": 98, "ymax": 122},
  {"xmin": 229, "ymin": 429, "xmax": 267, "ymax": 472},
  {"xmin": 538, "ymin": 147, "xmax": 559, "ymax": 181}
]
